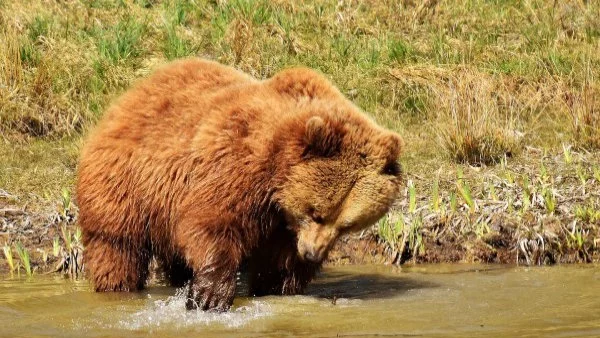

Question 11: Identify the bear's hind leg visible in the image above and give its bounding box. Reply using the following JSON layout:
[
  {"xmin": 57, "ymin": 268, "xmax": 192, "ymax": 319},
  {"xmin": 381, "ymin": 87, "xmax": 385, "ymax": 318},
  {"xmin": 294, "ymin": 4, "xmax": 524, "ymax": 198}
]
[{"xmin": 85, "ymin": 236, "xmax": 151, "ymax": 292}]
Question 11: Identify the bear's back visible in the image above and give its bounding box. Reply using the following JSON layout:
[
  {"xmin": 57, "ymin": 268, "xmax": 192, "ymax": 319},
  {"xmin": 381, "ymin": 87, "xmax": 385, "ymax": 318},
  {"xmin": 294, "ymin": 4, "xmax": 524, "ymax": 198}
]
[{"xmin": 84, "ymin": 59, "xmax": 255, "ymax": 154}]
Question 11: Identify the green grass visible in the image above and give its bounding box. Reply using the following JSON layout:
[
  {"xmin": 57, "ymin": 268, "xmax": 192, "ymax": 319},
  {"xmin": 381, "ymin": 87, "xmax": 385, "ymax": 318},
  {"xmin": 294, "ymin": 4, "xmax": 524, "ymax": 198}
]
[
  {"xmin": 2, "ymin": 244, "xmax": 15, "ymax": 274},
  {"xmin": 95, "ymin": 17, "xmax": 147, "ymax": 64},
  {"xmin": 14, "ymin": 242, "xmax": 32, "ymax": 276}
]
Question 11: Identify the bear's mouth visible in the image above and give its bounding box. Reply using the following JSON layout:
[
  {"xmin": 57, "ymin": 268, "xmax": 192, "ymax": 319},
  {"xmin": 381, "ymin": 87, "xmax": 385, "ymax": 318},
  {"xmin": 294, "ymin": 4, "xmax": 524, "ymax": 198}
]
[
  {"xmin": 296, "ymin": 236, "xmax": 334, "ymax": 263},
  {"xmin": 298, "ymin": 248, "xmax": 325, "ymax": 263}
]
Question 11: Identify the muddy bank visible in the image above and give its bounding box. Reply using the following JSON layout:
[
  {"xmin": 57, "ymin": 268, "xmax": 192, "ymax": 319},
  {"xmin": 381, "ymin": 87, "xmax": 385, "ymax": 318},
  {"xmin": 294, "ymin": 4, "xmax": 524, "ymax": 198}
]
[
  {"xmin": 0, "ymin": 191, "xmax": 81, "ymax": 275},
  {"xmin": 1, "ymin": 193, "xmax": 598, "ymax": 278},
  {"xmin": 4, "ymin": 145, "xmax": 600, "ymax": 277}
]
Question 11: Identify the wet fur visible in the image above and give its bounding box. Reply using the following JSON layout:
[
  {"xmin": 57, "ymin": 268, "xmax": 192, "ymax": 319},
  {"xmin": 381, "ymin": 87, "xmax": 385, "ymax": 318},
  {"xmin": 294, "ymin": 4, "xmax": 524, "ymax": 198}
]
[{"xmin": 77, "ymin": 59, "xmax": 402, "ymax": 311}]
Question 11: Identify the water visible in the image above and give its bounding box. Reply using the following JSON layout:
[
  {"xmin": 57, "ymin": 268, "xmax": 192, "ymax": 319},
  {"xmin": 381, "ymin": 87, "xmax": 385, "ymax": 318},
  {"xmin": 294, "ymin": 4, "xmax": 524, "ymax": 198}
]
[{"xmin": 1, "ymin": 264, "xmax": 599, "ymax": 337}]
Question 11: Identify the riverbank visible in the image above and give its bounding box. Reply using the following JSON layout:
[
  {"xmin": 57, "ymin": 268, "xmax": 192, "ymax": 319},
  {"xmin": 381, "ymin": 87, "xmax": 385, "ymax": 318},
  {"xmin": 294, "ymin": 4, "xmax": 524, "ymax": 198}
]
[{"xmin": 2, "ymin": 144, "xmax": 599, "ymax": 276}]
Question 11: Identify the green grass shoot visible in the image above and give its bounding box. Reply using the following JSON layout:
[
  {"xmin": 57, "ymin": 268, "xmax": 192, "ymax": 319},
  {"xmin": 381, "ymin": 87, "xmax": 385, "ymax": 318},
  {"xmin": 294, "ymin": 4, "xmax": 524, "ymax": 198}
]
[
  {"xmin": 594, "ymin": 166, "xmax": 600, "ymax": 182},
  {"xmin": 457, "ymin": 178, "xmax": 476, "ymax": 212},
  {"xmin": 53, "ymin": 236, "xmax": 60, "ymax": 257},
  {"xmin": 576, "ymin": 166, "xmax": 587, "ymax": 187},
  {"xmin": 431, "ymin": 177, "xmax": 440, "ymax": 212},
  {"xmin": 543, "ymin": 187, "xmax": 556, "ymax": 214},
  {"xmin": 14, "ymin": 242, "xmax": 32, "ymax": 277},
  {"xmin": 2, "ymin": 244, "xmax": 15, "ymax": 274},
  {"xmin": 61, "ymin": 224, "xmax": 72, "ymax": 252},
  {"xmin": 408, "ymin": 181, "xmax": 417, "ymax": 214},
  {"xmin": 450, "ymin": 192, "xmax": 457, "ymax": 213},
  {"xmin": 562, "ymin": 144, "xmax": 573, "ymax": 164}
]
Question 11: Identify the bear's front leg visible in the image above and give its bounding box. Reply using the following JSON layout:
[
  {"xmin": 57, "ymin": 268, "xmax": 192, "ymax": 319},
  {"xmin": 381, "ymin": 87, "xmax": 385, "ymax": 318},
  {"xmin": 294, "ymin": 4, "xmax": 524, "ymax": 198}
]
[
  {"xmin": 186, "ymin": 264, "xmax": 237, "ymax": 311},
  {"xmin": 249, "ymin": 253, "xmax": 319, "ymax": 296},
  {"xmin": 248, "ymin": 227, "xmax": 320, "ymax": 296},
  {"xmin": 177, "ymin": 212, "xmax": 244, "ymax": 312}
]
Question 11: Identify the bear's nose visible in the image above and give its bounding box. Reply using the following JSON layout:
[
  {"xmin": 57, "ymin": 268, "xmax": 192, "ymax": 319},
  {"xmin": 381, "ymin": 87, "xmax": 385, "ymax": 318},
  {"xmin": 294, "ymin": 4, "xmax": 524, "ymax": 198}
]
[{"xmin": 303, "ymin": 251, "xmax": 320, "ymax": 262}]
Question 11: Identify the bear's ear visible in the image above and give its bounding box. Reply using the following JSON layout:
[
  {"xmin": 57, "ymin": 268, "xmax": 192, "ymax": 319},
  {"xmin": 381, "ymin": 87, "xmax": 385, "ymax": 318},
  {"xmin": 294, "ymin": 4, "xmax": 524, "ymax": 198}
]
[
  {"xmin": 303, "ymin": 116, "xmax": 343, "ymax": 158},
  {"xmin": 378, "ymin": 132, "xmax": 404, "ymax": 160},
  {"xmin": 385, "ymin": 133, "xmax": 404, "ymax": 158}
]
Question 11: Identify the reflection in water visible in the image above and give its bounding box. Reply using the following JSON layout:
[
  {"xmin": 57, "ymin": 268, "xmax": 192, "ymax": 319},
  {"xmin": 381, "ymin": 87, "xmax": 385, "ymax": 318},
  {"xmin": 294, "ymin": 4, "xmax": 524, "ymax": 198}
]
[
  {"xmin": 306, "ymin": 271, "xmax": 438, "ymax": 300},
  {"xmin": 0, "ymin": 264, "xmax": 599, "ymax": 338}
]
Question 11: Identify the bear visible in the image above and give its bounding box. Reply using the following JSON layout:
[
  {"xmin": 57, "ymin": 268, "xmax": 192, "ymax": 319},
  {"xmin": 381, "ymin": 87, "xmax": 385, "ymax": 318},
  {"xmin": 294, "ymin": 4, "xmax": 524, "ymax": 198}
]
[{"xmin": 76, "ymin": 59, "xmax": 403, "ymax": 311}]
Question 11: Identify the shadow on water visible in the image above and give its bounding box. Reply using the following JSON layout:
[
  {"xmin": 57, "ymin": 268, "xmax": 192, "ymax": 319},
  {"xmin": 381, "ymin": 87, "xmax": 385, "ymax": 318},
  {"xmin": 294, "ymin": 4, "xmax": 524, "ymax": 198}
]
[{"xmin": 305, "ymin": 271, "xmax": 438, "ymax": 300}]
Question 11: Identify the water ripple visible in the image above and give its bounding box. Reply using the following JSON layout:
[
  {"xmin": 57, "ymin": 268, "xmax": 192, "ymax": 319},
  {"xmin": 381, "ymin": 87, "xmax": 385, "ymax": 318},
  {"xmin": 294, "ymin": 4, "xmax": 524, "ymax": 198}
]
[{"xmin": 117, "ymin": 289, "xmax": 272, "ymax": 331}]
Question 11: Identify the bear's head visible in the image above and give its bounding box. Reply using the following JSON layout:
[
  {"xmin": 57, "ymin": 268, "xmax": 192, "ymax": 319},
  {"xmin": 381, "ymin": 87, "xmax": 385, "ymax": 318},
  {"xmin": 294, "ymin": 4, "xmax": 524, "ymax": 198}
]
[{"xmin": 271, "ymin": 70, "xmax": 404, "ymax": 263}]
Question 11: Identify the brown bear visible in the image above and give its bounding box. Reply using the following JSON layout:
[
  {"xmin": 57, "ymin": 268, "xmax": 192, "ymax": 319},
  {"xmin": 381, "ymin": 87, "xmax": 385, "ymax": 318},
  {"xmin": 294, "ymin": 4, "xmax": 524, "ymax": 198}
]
[{"xmin": 77, "ymin": 59, "xmax": 403, "ymax": 311}]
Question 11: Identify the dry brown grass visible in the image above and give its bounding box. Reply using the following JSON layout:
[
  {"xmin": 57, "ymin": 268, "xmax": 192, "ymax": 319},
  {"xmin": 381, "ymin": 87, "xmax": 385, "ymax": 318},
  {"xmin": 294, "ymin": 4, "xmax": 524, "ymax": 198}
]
[
  {"xmin": 390, "ymin": 66, "xmax": 527, "ymax": 164},
  {"xmin": 566, "ymin": 78, "xmax": 600, "ymax": 150}
]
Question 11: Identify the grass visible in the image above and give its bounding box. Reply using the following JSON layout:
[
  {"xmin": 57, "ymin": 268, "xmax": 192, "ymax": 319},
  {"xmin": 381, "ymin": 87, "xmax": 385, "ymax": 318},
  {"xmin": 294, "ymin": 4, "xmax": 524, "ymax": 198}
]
[
  {"xmin": 2, "ymin": 244, "xmax": 15, "ymax": 274},
  {"xmin": 95, "ymin": 17, "xmax": 147, "ymax": 64},
  {"xmin": 379, "ymin": 146, "xmax": 600, "ymax": 265},
  {"xmin": 569, "ymin": 82, "xmax": 600, "ymax": 150},
  {"xmin": 0, "ymin": 0, "xmax": 599, "ymax": 268},
  {"xmin": 14, "ymin": 242, "xmax": 32, "ymax": 276}
]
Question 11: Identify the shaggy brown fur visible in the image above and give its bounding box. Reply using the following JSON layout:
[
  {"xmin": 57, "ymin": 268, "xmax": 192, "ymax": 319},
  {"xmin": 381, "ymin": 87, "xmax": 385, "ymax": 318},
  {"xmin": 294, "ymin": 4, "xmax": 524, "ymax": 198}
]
[{"xmin": 77, "ymin": 59, "xmax": 403, "ymax": 311}]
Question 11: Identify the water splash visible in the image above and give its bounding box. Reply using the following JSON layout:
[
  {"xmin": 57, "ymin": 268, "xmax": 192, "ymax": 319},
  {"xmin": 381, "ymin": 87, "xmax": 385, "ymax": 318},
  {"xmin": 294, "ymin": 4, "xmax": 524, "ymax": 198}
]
[{"xmin": 118, "ymin": 288, "xmax": 272, "ymax": 331}]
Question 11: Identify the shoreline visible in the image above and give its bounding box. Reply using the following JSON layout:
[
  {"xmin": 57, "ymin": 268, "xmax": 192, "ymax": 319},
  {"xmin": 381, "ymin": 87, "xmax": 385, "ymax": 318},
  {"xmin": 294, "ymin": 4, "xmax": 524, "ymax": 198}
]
[{"xmin": 2, "ymin": 145, "xmax": 599, "ymax": 277}]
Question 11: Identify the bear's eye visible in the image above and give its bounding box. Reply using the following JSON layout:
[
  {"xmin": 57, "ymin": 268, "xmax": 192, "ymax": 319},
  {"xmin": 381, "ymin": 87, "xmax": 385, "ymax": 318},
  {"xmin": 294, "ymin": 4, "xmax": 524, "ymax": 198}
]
[
  {"xmin": 382, "ymin": 161, "xmax": 401, "ymax": 176},
  {"xmin": 307, "ymin": 206, "xmax": 324, "ymax": 224}
]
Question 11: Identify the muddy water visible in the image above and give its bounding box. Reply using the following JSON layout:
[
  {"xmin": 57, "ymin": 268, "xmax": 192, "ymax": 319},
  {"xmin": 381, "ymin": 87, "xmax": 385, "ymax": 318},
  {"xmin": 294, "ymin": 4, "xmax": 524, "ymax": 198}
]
[{"xmin": 1, "ymin": 264, "xmax": 599, "ymax": 338}]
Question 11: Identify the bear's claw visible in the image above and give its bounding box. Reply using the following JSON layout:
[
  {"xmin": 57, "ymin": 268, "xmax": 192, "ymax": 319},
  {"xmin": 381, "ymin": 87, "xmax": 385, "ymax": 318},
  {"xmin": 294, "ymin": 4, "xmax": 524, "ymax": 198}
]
[{"xmin": 185, "ymin": 274, "xmax": 236, "ymax": 312}]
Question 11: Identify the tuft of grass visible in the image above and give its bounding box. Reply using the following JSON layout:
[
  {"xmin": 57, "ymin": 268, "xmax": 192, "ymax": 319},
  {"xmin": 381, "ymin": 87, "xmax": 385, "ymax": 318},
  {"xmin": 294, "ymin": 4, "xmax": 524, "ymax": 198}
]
[
  {"xmin": 457, "ymin": 179, "xmax": 475, "ymax": 213},
  {"xmin": 408, "ymin": 181, "xmax": 417, "ymax": 214},
  {"xmin": 456, "ymin": 168, "xmax": 476, "ymax": 212},
  {"xmin": 96, "ymin": 17, "xmax": 146, "ymax": 64},
  {"xmin": 562, "ymin": 144, "xmax": 573, "ymax": 164},
  {"xmin": 449, "ymin": 191, "xmax": 457, "ymax": 213},
  {"xmin": 542, "ymin": 186, "xmax": 557, "ymax": 215},
  {"xmin": 576, "ymin": 166, "xmax": 588, "ymax": 187},
  {"xmin": 378, "ymin": 215, "xmax": 395, "ymax": 247},
  {"xmin": 408, "ymin": 216, "xmax": 424, "ymax": 262},
  {"xmin": 55, "ymin": 224, "xmax": 84, "ymax": 277},
  {"xmin": 53, "ymin": 236, "xmax": 60, "ymax": 257},
  {"xmin": 27, "ymin": 15, "xmax": 51, "ymax": 42},
  {"xmin": 431, "ymin": 177, "xmax": 440, "ymax": 212},
  {"xmin": 568, "ymin": 85, "xmax": 600, "ymax": 150},
  {"xmin": 575, "ymin": 204, "xmax": 600, "ymax": 224},
  {"xmin": 61, "ymin": 224, "xmax": 72, "ymax": 253},
  {"xmin": 566, "ymin": 223, "xmax": 586, "ymax": 251},
  {"xmin": 162, "ymin": 26, "xmax": 195, "ymax": 60},
  {"xmin": 2, "ymin": 244, "xmax": 15, "ymax": 274},
  {"xmin": 593, "ymin": 166, "xmax": 600, "ymax": 183},
  {"xmin": 440, "ymin": 72, "xmax": 523, "ymax": 165},
  {"xmin": 14, "ymin": 242, "xmax": 32, "ymax": 277},
  {"xmin": 566, "ymin": 60, "xmax": 599, "ymax": 150},
  {"xmin": 388, "ymin": 38, "xmax": 418, "ymax": 64},
  {"xmin": 59, "ymin": 187, "xmax": 72, "ymax": 218},
  {"xmin": 389, "ymin": 65, "xmax": 525, "ymax": 165},
  {"xmin": 475, "ymin": 220, "xmax": 490, "ymax": 239},
  {"xmin": 166, "ymin": 0, "xmax": 193, "ymax": 26}
]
